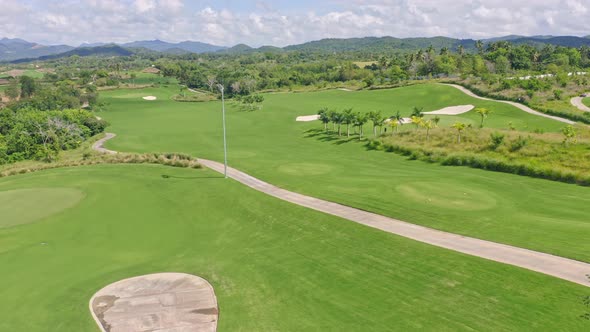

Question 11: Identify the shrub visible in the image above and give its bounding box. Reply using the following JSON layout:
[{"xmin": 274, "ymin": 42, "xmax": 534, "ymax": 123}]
[
  {"xmin": 489, "ymin": 132, "xmax": 505, "ymax": 150},
  {"xmin": 510, "ymin": 136, "xmax": 529, "ymax": 152}
]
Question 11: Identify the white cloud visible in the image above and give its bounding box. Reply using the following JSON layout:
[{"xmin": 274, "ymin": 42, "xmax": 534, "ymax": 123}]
[{"xmin": 0, "ymin": 0, "xmax": 588, "ymax": 47}]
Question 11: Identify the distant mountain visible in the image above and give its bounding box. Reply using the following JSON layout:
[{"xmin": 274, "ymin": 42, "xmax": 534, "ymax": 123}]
[
  {"xmin": 283, "ymin": 36, "xmax": 477, "ymax": 53},
  {"xmin": 11, "ymin": 45, "xmax": 133, "ymax": 63},
  {"xmin": 508, "ymin": 36, "xmax": 590, "ymax": 48},
  {"xmin": 121, "ymin": 40, "xmax": 226, "ymax": 54},
  {"xmin": 0, "ymin": 37, "xmax": 74, "ymax": 61}
]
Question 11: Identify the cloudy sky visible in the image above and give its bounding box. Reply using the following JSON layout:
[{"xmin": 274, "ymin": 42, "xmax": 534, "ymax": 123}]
[{"xmin": 1, "ymin": 0, "xmax": 589, "ymax": 47}]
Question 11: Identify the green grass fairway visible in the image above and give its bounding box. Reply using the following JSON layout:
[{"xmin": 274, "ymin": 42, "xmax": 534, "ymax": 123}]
[
  {"xmin": 584, "ymin": 97, "xmax": 590, "ymax": 108},
  {"xmin": 0, "ymin": 165, "xmax": 588, "ymax": 331},
  {"xmin": 99, "ymin": 83, "xmax": 590, "ymax": 262}
]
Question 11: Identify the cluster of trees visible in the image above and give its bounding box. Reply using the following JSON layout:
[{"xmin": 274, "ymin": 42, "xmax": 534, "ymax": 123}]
[
  {"xmin": 3, "ymin": 75, "xmax": 99, "ymax": 110},
  {"xmin": 0, "ymin": 74, "xmax": 107, "ymax": 164},
  {"xmin": 152, "ymin": 41, "xmax": 590, "ymax": 97},
  {"xmin": 0, "ymin": 108, "xmax": 107, "ymax": 163}
]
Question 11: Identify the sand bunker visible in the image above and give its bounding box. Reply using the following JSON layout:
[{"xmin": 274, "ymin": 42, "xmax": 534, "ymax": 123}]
[
  {"xmin": 143, "ymin": 96, "xmax": 157, "ymax": 101},
  {"xmin": 296, "ymin": 115, "xmax": 321, "ymax": 122},
  {"xmin": 338, "ymin": 88, "xmax": 353, "ymax": 92},
  {"xmin": 423, "ymin": 105, "xmax": 475, "ymax": 115},
  {"xmin": 90, "ymin": 273, "xmax": 218, "ymax": 332}
]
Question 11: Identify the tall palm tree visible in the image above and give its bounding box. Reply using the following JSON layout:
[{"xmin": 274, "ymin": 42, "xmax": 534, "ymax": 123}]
[
  {"xmin": 318, "ymin": 107, "xmax": 330, "ymax": 132},
  {"xmin": 354, "ymin": 112, "xmax": 369, "ymax": 140},
  {"xmin": 343, "ymin": 108, "xmax": 355, "ymax": 137},
  {"xmin": 368, "ymin": 110, "xmax": 384, "ymax": 137},
  {"xmin": 475, "ymin": 107, "xmax": 491, "ymax": 128},
  {"xmin": 333, "ymin": 112, "xmax": 344, "ymax": 136},
  {"xmin": 411, "ymin": 106, "xmax": 424, "ymax": 118},
  {"xmin": 452, "ymin": 122, "xmax": 466, "ymax": 143},
  {"xmin": 329, "ymin": 110, "xmax": 339, "ymax": 132}
]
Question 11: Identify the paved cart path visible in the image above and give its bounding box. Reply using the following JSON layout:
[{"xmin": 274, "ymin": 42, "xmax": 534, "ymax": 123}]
[
  {"xmin": 198, "ymin": 158, "xmax": 590, "ymax": 287},
  {"xmin": 571, "ymin": 95, "xmax": 590, "ymax": 113},
  {"xmin": 443, "ymin": 84, "xmax": 576, "ymax": 124}
]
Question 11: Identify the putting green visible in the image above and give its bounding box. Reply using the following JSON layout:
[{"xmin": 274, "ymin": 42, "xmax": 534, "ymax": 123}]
[
  {"xmin": 0, "ymin": 188, "xmax": 85, "ymax": 228},
  {"xmin": 396, "ymin": 182, "xmax": 497, "ymax": 211}
]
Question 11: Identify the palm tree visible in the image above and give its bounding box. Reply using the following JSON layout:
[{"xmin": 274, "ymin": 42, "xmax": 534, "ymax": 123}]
[
  {"xmin": 343, "ymin": 108, "xmax": 355, "ymax": 137},
  {"xmin": 411, "ymin": 106, "xmax": 424, "ymax": 118},
  {"xmin": 333, "ymin": 112, "xmax": 344, "ymax": 136},
  {"xmin": 422, "ymin": 120, "xmax": 435, "ymax": 140},
  {"xmin": 452, "ymin": 122, "xmax": 466, "ymax": 143},
  {"xmin": 389, "ymin": 120, "xmax": 399, "ymax": 135},
  {"xmin": 318, "ymin": 107, "xmax": 330, "ymax": 132},
  {"xmin": 432, "ymin": 115, "xmax": 441, "ymax": 127},
  {"xmin": 354, "ymin": 112, "xmax": 369, "ymax": 140},
  {"xmin": 329, "ymin": 110, "xmax": 339, "ymax": 132},
  {"xmin": 475, "ymin": 40, "xmax": 484, "ymax": 54},
  {"xmin": 389, "ymin": 111, "xmax": 403, "ymax": 134},
  {"xmin": 475, "ymin": 107, "xmax": 491, "ymax": 128},
  {"xmin": 457, "ymin": 45, "xmax": 465, "ymax": 57},
  {"xmin": 368, "ymin": 110, "xmax": 384, "ymax": 137}
]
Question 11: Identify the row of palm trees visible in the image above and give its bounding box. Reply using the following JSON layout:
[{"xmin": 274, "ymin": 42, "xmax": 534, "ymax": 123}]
[{"xmin": 317, "ymin": 106, "xmax": 492, "ymax": 143}]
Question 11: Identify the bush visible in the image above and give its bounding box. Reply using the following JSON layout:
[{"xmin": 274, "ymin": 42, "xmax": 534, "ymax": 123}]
[
  {"xmin": 489, "ymin": 132, "xmax": 505, "ymax": 150},
  {"xmin": 510, "ymin": 136, "xmax": 529, "ymax": 152}
]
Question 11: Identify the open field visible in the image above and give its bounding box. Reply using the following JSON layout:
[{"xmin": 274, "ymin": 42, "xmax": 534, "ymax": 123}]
[
  {"xmin": 99, "ymin": 83, "xmax": 590, "ymax": 262},
  {"xmin": 0, "ymin": 165, "xmax": 589, "ymax": 331}
]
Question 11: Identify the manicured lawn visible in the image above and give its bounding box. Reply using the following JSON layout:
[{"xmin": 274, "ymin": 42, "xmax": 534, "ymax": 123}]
[
  {"xmin": 0, "ymin": 165, "xmax": 588, "ymax": 331},
  {"xmin": 99, "ymin": 83, "xmax": 590, "ymax": 262},
  {"xmin": 584, "ymin": 97, "xmax": 590, "ymax": 108}
]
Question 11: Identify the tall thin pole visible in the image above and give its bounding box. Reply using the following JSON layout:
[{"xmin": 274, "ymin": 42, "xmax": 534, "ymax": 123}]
[{"xmin": 218, "ymin": 84, "xmax": 228, "ymax": 178}]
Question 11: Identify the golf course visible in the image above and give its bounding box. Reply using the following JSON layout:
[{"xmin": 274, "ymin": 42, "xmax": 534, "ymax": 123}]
[{"xmin": 1, "ymin": 80, "xmax": 589, "ymax": 331}]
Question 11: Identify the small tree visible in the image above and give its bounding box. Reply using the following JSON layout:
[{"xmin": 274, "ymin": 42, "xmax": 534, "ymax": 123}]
[
  {"xmin": 475, "ymin": 107, "xmax": 491, "ymax": 128},
  {"xmin": 452, "ymin": 122, "xmax": 466, "ymax": 143},
  {"xmin": 410, "ymin": 115, "xmax": 423, "ymax": 131},
  {"xmin": 389, "ymin": 119, "xmax": 399, "ymax": 135},
  {"xmin": 20, "ymin": 76, "xmax": 36, "ymax": 99},
  {"xmin": 5, "ymin": 79, "xmax": 19, "ymax": 100},
  {"xmin": 562, "ymin": 125, "xmax": 577, "ymax": 147},
  {"xmin": 422, "ymin": 120, "xmax": 435, "ymax": 140},
  {"xmin": 432, "ymin": 115, "xmax": 441, "ymax": 127}
]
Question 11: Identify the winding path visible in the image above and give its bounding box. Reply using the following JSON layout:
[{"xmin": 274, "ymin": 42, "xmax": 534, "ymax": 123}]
[
  {"xmin": 571, "ymin": 95, "xmax": 590, "ymax": 113},
  {"xmin": 93, "ymin": 134, "xmax": 590, "ymax": 287},
  {"xmin": 92, "ymin": 133, "xmax": 118, "ymax": 155},
  {"xmin": 443, "ymin": 84, "xmax": 576, "ymax": 125}
]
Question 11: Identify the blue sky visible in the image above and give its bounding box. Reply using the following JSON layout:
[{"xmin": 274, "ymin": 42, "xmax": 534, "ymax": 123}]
[{"xmin": 1, "ymin": 0, "xmax": 589, "ymax": 46}]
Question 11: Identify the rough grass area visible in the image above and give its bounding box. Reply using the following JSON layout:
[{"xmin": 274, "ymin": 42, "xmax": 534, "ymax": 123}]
[
  {"xmin": 0, "ymin": 165, "xmax": 589, "ymax": 331},
  {"xmin": 96, "ymin": 83, "xmax": 590, "ymax": 262},
  {"xmin": 371, "ymin": 127, "xmax": 590, "ymax": 185}
]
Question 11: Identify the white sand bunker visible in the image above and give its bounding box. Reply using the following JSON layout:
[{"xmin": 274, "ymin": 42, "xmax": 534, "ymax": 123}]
[
  {"xmin": 423, "ymin": 105, "xmax": 474, "ymax": 115},
  {"xmin": 296, "ymin": 115, "xmax": 320, "ymax": 122},
  {"xmin": 143, "ymin": 96, "xmax": 157, "ymax": 101},
  {"xmin": 338, "ymin": 88, "xmax": 353, "ymax": 92}
]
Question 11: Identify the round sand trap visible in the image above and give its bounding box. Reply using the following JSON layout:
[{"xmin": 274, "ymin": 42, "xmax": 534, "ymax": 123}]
[
  {"xmin": 296, "ymin": 115, "xmax": 320, "ymax": 122},
  {"xmin": 422, "ymin": 105, "xmax": 475, "ymax": 115},
  {"xmin": 90, "ymin": 273, "xmax": 218, "ymax": 332},
  {"xmin": 143, "ymin": 96, "xmax": 157, "ymax": 101}
]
